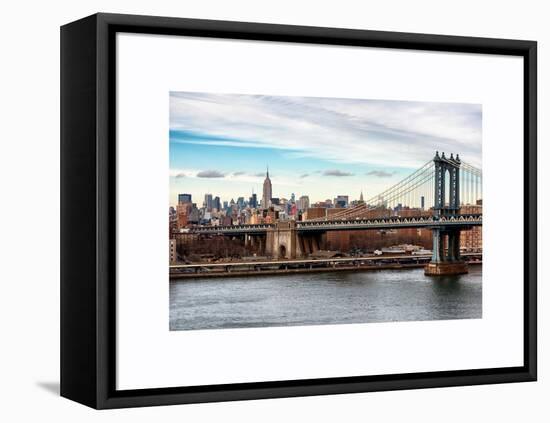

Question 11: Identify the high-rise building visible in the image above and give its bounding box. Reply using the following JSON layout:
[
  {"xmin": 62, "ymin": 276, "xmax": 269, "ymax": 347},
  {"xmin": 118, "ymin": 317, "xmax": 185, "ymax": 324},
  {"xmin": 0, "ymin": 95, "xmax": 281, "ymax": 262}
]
[
  {"xmin": 335, "ymin": 195, "xmax": 349, "ymax": 208},
  {"xmin": 290, "ymin": 203, "xmax": 297, "ymax": 216},
  {"xmin": 297, "ymin": 195, "xmax": 310, "ymax": 211},
  {"xmin": 262, "ymin": 167, "xmax": 272, "ymax": 208},
  {"xmin": 249, "ymin": 192, "xmax": 258, "ymax": 208},
  {"xmin": 178, "ymin": 193, "xmax": 192, "ymax": 204},
  {"xmin": 176, "ymin": 202, "xmax": 192, "ymax": 229},
  {"xmin": 187, "ymin": 204, "xmax": 200, "ymax": 224},
  {"xmin": 420, "ymin": 196, "xmax": 425, "ymax": 210},
  {"xmin": 213, "ymin": 196, "xmax": 221, "ymax": 211},
  {"xmin": 204, "ymin": 193, "xmax": 213, "ymax": 211}
]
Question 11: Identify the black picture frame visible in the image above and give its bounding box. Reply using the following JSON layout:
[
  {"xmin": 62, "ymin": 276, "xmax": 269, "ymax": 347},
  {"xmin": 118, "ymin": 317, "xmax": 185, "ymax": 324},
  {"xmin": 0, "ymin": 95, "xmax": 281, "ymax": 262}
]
[{"xmin": 61, "ymin": 12, "xmax": 537, "ymax": 409}]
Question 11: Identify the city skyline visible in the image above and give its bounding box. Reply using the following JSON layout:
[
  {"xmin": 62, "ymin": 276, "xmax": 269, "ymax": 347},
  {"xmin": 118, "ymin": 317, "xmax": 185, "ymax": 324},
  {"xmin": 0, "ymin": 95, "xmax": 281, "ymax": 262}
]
[
  {"xmin": 170, "ymin": 171, "xmax": 365, "ymax": 210},
  {"xmin": 169, "ymin": 92, "xmax": 482, "ymax": 207}
]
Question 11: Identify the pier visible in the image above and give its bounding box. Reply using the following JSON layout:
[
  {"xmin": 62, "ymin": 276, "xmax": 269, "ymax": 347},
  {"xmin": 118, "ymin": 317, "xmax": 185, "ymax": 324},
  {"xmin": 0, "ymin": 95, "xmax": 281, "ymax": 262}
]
[{"xmin": 170, "ymin": 253, "xmax": 482, "ymax": 279}]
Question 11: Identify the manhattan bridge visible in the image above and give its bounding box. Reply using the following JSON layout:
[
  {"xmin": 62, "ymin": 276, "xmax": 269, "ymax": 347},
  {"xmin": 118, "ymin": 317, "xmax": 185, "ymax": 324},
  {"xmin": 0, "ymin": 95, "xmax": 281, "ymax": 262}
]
[{"xmin": 189, "ymin": 152, "xmax": 483, "ymax": 275}]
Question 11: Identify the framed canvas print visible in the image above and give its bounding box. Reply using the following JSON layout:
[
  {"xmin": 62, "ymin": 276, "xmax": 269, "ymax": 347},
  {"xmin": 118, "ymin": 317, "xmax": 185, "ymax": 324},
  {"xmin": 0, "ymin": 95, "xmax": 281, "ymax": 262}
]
[{"xmin": 60, "ymin": 13, "xmax": 537, "ymax": 409}]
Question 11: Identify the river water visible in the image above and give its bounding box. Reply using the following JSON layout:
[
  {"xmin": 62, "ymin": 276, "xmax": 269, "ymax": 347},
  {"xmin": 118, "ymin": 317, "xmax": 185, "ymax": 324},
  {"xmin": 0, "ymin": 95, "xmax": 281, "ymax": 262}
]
[{"xmin": 169, "ymin": 266, "xmax": 482, "ymax": 331}]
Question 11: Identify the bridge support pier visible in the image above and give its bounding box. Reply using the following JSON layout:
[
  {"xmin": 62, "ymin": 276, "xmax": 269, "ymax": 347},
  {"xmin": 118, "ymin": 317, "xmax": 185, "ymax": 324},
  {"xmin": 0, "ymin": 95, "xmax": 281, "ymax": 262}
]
[
  {"xmin": 266, "ymin": 221, "xmax": 301, "ymax": 259},
  {"xmin": 425, "ymin": 228, "xmax": 468, "ymax": 276},
  {"xmin": 425, "ymin": 260, "xmax": 468, "ymax": 276},
  {"xmin": 265, "ymin": 222, "xmax": 327, "ymax": 259}
]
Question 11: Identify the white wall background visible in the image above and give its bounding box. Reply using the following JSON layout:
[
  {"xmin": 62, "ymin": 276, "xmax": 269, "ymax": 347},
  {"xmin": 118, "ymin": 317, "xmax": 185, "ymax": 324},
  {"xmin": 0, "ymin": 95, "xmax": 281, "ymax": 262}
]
[{"xmin": 0, "ymin": 0, "xmax": 546, "ymax": 421}]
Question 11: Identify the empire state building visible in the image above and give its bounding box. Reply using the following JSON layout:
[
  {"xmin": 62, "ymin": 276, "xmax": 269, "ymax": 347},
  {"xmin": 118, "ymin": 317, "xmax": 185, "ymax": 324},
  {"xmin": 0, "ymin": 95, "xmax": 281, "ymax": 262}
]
[{"xmin": 262, "ymin": 167, "xmax": 272, "ymax": 208}]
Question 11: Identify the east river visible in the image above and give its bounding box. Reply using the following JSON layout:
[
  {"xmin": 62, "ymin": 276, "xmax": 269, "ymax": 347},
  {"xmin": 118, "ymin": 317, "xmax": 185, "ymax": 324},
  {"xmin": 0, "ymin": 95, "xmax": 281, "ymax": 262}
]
[{"xmin": 169, "ymin": 266, "xmax": 482, "ymax": 331}]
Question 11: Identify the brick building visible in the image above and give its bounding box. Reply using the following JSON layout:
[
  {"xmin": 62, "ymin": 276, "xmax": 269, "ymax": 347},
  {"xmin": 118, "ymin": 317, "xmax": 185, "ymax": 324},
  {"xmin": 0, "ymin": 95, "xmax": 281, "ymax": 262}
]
[{"xmin": 459, "ymin": 204, "xmax": 483, "ymax": 251}]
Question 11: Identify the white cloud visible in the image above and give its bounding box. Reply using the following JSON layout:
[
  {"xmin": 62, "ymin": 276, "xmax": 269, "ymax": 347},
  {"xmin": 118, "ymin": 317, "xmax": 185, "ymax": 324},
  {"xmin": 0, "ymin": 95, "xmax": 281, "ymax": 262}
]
[{"xmin": 170, "ymin": 92, "xmax": 482, "ymax": 169}]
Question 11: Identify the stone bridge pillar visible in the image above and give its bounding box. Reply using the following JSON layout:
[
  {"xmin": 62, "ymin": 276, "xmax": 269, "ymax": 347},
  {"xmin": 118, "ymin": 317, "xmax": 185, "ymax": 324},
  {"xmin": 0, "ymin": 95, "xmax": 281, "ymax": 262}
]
[{"xmin": 266, "ymin": 221, "xmax": 301, "ymax": 259}]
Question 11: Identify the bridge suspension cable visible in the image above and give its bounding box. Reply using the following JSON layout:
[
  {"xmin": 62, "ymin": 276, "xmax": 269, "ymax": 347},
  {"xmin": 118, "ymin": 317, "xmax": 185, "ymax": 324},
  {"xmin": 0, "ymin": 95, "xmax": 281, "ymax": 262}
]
[{"xmin": 311, "ymin": 156, "xmax": 482, "ymax": 221}]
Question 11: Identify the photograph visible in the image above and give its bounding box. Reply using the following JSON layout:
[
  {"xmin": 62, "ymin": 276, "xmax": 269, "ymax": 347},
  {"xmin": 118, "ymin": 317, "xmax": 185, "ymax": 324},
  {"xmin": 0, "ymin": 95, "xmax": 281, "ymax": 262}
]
[{"xmin": 168, "ymin": 92, "xmax": 483, "ymax": 331}]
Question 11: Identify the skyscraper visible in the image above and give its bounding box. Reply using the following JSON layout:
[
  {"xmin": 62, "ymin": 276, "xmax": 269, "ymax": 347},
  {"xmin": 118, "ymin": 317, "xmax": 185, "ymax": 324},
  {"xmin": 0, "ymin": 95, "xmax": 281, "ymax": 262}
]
[
  {"xmin": 204, "ymin": 193, "xmax": 213, "ymax": 211},
  {"xmin": 262, "ymin": 167, "xmax": 272, "ymax": 208},
  {"xmin": 249, "ymin": 192, "xmax": 258, "ymax": 208},
  {"xmin": 335, "ymin": 195, "xmax": 349, "ymax": 208},
  {"xmin": 213, "ymin": 196, "xmax": 221, "ymax": 211},
  {"xmin": 178, "ymin": 193, "xmax": 192, "ymax": 204}
]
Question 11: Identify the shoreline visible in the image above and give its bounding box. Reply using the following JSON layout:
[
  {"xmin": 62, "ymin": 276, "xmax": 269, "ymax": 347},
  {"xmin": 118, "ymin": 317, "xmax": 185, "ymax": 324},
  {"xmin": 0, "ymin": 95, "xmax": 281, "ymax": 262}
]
[{"xmin": 170, "ymin": 261, "xmax": 482, "ymax": 280}]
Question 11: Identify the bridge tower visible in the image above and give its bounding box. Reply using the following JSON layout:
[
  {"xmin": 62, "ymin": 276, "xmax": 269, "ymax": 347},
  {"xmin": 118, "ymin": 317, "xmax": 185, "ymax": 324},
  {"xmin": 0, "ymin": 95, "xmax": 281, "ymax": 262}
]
[{"xmin": 425, "ymin": 151, "xmax": 468, "ymax": 276}]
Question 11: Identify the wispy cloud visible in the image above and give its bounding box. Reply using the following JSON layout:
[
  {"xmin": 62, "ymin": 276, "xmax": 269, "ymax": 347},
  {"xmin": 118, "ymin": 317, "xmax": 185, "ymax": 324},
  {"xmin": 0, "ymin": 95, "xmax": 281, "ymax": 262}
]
[
  {"xmin": 170, "ymin": 92, "xmax": 482, "ymax": 169},
  {"xmin": 299, "ymin": 173, "xmax": 309, "ymax": 179},
  {"xmin": 232, "ymin": 171, "xmax": 246, "ymax": 176},
  {"xmin": 366, "ymin": 170, "xmax": 396, "ymax": 178},
  {"xmin": 323, "ymin": 169, "xmax": 354, "ymax": 177},
  {"xmin": 196, "ymin": 170, "xmax": 225, "ymax": 178}
]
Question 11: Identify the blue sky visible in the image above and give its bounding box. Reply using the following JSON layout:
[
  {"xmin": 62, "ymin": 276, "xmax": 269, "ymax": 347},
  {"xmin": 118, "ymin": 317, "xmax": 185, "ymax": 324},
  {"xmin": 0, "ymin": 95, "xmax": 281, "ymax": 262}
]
[{"xmin": 169, "ymin": 92, "xmax": 482, "ymax": 207}]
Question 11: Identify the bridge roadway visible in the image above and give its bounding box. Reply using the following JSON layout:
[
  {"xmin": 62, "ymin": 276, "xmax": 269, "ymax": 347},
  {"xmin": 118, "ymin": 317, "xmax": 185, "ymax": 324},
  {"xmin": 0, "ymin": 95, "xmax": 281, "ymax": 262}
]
[{"xmin": 186, "ymin": 213, "xmax": 483, "ymax": 235}]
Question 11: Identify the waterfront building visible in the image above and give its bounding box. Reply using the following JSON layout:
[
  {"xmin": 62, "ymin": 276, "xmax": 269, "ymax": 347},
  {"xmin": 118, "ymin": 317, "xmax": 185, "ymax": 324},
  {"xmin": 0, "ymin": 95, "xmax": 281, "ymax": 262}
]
[
  {"xmin": 262, "ymin": 168, "xmax": 272, "ymax": 208},
  {"xmin": 460, "ymin": 204, "xmax": 483, "ymax": 251},
  {"xmin": 169, "ymin": 207, "xmax": 178, "ymax": 235},
  {"xmin": 169, "ymin": 238, "xmax": 177, "ymax": 264}
]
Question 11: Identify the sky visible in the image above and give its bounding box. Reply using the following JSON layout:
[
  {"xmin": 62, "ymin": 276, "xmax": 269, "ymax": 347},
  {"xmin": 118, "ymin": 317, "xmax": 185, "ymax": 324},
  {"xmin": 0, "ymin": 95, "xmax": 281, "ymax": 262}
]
[{"xmin": 169, "ymin": 92, "xmax": 482, "ymax": 207}]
